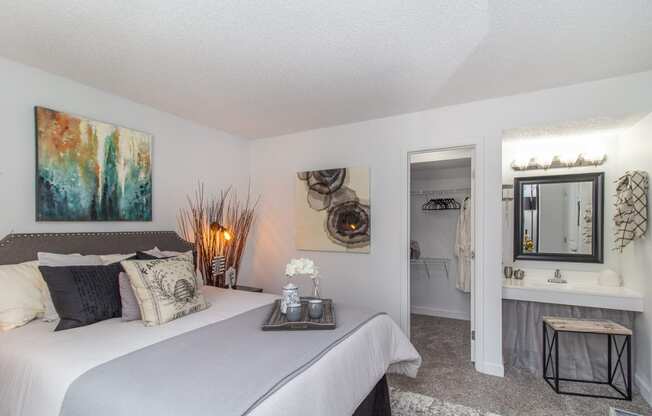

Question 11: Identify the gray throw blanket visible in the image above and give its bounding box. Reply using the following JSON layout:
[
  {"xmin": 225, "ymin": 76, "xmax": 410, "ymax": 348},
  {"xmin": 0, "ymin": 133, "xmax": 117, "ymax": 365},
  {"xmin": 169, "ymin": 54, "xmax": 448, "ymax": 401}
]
[{"xmin": 60, "ymin": 304, "xmax": 382, "ymax": 416}]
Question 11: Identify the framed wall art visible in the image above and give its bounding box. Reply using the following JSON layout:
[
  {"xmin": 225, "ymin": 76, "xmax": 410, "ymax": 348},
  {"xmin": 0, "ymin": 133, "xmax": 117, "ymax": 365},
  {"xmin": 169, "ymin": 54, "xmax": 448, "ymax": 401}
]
[
  {"xmin": 35, "ymin": 106, "xmax": 152, "ymax": 221},
  {"xmin": 295, "ymin": 167, "xmax": 370, "ymax": 253}
]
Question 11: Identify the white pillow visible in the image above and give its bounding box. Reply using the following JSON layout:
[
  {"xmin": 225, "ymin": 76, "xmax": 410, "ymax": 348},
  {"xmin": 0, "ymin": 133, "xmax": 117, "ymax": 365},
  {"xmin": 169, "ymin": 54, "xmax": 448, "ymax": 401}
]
[
  {"xmin": 143, "ymin": 247, "xmax": 188, "ymax": 258},
  {"xmin": 37, "ymin": 252, "xmax": 104, "ymax": 322},
  {"xmin": 0, "ymin": 262, "xmax": 45, "ymax": 331},
  {"xmin": 37, "ymin": 252, "xmax": 103, "ymax": 266},
  {"xmin": 100, "ymin": 253, "xmax": 136, "ymax": 265}
]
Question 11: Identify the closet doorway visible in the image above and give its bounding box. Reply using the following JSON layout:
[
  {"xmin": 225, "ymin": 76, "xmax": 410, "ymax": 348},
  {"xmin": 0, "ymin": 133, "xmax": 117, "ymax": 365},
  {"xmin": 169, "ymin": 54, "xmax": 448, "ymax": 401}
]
[{"xmin": 408, "ymin": 147, "xmax": 476, "ymax": 362}]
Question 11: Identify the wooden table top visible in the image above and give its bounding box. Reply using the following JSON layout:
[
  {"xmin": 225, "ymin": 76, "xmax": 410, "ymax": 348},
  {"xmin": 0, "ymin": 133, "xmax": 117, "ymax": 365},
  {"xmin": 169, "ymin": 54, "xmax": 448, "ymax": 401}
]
[{"xmin": 543, "ymin": 316, "xmax": 632, "ymax": 336}]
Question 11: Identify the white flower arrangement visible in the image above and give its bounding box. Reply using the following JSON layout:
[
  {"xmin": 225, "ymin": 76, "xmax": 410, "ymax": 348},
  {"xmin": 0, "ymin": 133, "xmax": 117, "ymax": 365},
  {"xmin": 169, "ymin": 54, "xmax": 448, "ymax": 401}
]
[
  {"xmin": 285, "ymin": 258, "xmax": 318, "ymax": 278},
  {"xmin": 284, "ymin": 258, "xmax": 321, "ymax": 298}
]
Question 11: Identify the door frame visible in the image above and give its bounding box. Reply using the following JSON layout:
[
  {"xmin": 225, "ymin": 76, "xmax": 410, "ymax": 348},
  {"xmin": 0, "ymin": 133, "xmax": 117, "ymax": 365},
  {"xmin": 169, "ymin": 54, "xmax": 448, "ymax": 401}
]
[{"xmin": 401, "ymin": 143, "xmax": 486, "ymax": 373}]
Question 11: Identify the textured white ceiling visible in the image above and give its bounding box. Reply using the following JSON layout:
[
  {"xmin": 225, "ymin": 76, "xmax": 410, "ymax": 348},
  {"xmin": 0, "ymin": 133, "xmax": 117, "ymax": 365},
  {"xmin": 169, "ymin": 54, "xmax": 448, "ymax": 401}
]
[
  {"xmin": 503, "ymin": 113, "xmax": 649, "ymax": 141},
  {"xmin": 1, "ymin": 1, "xmax": 651, "ymax": 138}
]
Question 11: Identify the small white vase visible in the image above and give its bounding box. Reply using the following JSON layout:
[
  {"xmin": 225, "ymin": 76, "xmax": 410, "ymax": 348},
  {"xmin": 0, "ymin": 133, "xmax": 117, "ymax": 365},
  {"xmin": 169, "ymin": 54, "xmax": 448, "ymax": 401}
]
[{"xmin": 281, "ymin": 283, "xmax": 300, "ymax": 314}]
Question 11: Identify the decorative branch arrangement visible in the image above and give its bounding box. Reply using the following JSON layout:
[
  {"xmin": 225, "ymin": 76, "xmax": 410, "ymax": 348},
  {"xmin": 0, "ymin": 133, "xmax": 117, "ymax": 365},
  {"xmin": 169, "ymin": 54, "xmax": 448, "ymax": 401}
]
[{"xmin": 178, "ymin": 183, "xmax": 258, "ymax": 287}]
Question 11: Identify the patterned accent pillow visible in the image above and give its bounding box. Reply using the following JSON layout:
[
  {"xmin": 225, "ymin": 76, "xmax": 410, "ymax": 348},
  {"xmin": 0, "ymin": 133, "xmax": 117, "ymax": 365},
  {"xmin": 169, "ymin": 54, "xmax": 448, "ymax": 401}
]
[
  {"xmin": 39, "ymin": 263, "xmax": 124, "ymax": 331},
  {"xmin": 37, "ymin": 252, "xmax": 105, "ymax": 322},
  {"xmin": 121, "ymin": 253, "xmax": 208, "ymax": 326}
]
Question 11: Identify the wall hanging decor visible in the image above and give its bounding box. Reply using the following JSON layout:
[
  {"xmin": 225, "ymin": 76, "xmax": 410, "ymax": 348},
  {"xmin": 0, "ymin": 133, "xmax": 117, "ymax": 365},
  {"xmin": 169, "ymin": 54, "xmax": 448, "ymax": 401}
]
[
  {"xmin": 614, "ymin": 170, "xmax": 648, "ymax": 252},
  {"xmin": 35, "ymin": 106, "xmax": 152, "ymax": 221},
  {"xmin": 295, "ymin": 167, "xmax": 370, "ymax": 253}
]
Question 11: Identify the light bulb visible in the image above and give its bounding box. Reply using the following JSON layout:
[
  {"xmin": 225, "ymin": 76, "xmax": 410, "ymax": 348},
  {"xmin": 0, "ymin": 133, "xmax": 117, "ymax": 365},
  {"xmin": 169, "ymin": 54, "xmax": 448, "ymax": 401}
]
[
  {"xmin": 512, "ymin": 156, "xmax": 530, "ymax": 170},
  {"xmin": 536, "ymin": 155, "xmax": 554, "ymax": 169},
  {"xmin": 559, "ymin": 154, "xmax": 577, "ymax": 166},
  {"xmin": 582, "ymin": 152, "xmax": 606, "ymax": 165}
]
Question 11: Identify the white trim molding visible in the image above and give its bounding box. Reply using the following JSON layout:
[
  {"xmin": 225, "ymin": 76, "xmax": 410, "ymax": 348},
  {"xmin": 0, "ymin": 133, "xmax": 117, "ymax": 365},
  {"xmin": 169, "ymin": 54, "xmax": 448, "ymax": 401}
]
[
  {"xmin": 478, "ymin": 361, "xmax": 505, "ymax": 378},
  {"xmin": 401, "ymin": 139, "xmax": 504, "ymax": 378},
  {"xmin": 411, "ymin": 306, "xmax": 471, "ymax": 321},
  {"xmin": 636, "ymin": 372, "xmax": 652, "ymax": 406}
]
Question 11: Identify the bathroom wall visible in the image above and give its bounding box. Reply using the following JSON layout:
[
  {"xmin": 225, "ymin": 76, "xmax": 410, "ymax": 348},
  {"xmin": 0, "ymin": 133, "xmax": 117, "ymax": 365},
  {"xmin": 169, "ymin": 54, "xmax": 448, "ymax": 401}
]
[
  {"xmin": 618, "ymin": 112, "xmax": 652, "ymax": 405},
  {"xmin": 501, "ymin": 133, "xmax": 622, "ymax": 273},
  {"xmin": 501, "ymin": 117, "xmax": 652, "ymax": 404},
  {"xmin": 410, "ymin": 164, "xmax": 471, "ymax": 320}
]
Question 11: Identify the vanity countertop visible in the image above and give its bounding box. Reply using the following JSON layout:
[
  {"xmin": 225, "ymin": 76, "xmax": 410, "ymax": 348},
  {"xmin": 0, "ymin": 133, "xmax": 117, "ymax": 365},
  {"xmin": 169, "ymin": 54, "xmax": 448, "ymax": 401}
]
[{"xmin": 502, "ymin": 271, "xmax": 644, "ymax": 312}]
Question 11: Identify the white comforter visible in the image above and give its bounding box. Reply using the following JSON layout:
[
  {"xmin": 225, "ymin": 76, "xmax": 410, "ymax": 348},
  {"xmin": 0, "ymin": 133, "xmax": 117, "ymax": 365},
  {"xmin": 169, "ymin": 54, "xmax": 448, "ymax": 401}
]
[{"xmin": 0, "ymin": 287, "xmax": 420, "ymax": 416}]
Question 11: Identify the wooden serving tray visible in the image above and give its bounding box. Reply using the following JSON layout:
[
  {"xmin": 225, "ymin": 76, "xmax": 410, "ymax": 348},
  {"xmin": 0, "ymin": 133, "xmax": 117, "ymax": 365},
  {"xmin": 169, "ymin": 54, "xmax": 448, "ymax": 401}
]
[{"xmin": 262, "ymin": 298, "xmax": 335, "ymax": 331}]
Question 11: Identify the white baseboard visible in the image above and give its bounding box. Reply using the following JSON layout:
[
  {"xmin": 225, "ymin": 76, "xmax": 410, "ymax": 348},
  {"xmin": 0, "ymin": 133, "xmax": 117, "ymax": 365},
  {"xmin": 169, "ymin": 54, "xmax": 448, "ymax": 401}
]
[
  {"xmin": 411, "ymin": 305, "xmax": 470, "ymax": 321},
  {"xmin": 636, "ymin": 372, "xmax": 652, "ymax": 406},
  {"xmin": 477, "ymin": 361, "xmax": 505, "ymax": 378}
]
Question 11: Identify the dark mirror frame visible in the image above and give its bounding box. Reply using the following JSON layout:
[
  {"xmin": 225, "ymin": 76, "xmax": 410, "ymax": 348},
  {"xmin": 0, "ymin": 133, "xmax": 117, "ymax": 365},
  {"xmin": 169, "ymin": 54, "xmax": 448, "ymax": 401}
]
[{"xmin": 514, "ymin": 172, "xmax": 604, "ymax": 263}]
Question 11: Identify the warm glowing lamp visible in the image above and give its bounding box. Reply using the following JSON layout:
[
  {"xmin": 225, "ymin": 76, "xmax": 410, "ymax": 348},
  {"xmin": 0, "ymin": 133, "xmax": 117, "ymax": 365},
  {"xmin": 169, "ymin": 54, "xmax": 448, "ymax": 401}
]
[{"xmin": 209, "ymin": 222, "xmax": 233, "ymax": 242}]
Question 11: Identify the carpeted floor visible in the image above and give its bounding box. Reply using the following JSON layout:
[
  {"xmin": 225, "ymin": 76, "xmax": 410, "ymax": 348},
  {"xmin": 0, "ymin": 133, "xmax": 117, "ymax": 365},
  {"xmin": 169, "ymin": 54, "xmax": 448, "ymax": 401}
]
[{"xmin": 388, "ymin": 315, "xmax": 651, "ymax": 416}]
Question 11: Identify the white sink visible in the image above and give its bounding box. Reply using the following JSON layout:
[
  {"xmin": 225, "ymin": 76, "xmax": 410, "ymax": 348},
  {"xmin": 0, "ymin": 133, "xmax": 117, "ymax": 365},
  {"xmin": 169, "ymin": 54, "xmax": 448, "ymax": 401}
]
[{"xmin": 502, "ymin": 271, "xmax": 644, "ymax": 312}]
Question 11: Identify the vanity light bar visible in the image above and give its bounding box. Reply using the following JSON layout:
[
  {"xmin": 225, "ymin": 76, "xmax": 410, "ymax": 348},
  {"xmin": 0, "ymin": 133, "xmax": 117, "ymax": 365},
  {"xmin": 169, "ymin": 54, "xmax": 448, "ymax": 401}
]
[{"xmin": 511, "ymin": 153, "xmax": 607, "ymax": 171}]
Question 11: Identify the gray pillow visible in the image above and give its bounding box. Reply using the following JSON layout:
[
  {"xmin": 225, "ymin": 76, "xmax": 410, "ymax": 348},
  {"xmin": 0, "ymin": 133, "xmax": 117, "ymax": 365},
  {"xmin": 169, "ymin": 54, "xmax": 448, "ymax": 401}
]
[
  {"xmin": 119, "ymin": 272, "xmax": 141, "ymax": 322},
  {"xmin": 37, "ymin": 253, "xmax": 104, "ymax": 322}
]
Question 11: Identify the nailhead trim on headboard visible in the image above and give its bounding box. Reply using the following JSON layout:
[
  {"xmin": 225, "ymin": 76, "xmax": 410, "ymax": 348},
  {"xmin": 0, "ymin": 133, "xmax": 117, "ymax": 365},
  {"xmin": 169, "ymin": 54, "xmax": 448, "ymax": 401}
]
[{"xmin": 0, "ymin": 231, "xmax": 194, "ymax": 264}]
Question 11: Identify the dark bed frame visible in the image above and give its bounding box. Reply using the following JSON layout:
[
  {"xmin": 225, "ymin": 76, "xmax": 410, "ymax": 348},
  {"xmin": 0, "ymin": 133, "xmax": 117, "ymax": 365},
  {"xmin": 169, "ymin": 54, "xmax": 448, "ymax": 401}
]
[{"xmin": 0, "ymin": 231, "xmax": 391, "ymax": 415}]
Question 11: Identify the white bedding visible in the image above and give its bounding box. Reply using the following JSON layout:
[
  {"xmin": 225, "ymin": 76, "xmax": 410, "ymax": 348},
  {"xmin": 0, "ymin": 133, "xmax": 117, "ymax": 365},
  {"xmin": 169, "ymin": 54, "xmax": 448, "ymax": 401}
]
[{"xmin": 0, "ymin": 287, "xmax": 420, "ymax": 416}]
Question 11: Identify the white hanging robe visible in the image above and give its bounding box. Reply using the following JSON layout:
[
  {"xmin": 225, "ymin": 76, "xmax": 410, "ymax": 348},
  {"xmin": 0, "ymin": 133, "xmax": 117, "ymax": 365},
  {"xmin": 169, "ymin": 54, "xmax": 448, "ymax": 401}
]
[{"xmin": 455, "ymin": 197, "xmax": 472, "ymax": 292}]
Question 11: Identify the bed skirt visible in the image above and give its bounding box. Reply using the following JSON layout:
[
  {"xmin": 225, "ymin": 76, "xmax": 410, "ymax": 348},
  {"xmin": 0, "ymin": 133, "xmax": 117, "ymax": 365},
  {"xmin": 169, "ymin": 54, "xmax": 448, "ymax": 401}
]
[{"xmin": 353, "ymin": 375, "xmax": 391, "ymax": 416}]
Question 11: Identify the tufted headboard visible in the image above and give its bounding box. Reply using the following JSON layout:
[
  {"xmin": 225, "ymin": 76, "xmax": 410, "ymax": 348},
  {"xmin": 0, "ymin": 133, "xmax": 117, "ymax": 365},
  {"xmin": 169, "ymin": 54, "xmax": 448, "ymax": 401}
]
[{"xmin": 0, "ymin": 231, "xmax": 193, "ymax": 265}]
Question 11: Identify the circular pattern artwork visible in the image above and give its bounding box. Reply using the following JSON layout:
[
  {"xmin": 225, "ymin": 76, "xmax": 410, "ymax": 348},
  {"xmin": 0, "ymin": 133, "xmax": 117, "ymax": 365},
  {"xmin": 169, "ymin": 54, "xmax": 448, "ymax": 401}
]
[
  {"xmin": 297, "ymin": 168, "xmax": 370, "ymax": 251},
  {"xmin": 326, "ymin": 200, "xmax": 371, "ymax": 247}
]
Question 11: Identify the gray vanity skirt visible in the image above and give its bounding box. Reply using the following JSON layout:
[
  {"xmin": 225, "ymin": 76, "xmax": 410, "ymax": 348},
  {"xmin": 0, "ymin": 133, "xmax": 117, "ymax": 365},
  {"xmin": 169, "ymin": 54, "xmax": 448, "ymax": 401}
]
[{"xmin": 502, "ymin": 300, "xmax": 635, "ymax": 380}]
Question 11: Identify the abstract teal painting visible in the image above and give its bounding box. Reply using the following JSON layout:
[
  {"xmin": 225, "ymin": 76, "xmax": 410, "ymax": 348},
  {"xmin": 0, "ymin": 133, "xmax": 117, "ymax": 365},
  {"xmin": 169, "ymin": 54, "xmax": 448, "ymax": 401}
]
[{"xmin": 35, "ymin": 107, "xmax": 152, "ymax": 221}]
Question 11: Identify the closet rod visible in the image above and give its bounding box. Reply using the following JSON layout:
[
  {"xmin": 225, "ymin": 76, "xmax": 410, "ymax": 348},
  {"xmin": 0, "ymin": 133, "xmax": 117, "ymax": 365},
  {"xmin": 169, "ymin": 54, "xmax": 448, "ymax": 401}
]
[{"xmin": 411, "ymin": 187, "xmax": 471, "ymax": 196}]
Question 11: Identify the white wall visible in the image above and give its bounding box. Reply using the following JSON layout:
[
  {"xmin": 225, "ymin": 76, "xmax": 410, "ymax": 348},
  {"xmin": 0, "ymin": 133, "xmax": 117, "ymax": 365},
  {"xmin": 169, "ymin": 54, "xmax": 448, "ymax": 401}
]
[
  {"xmin": 618, "ymin": 113, "xmax": 652, "ymax": 404},
  {"xmin": 243, "ymin": 70, "xmax": 652, "ymax": 377},
  {"xmin": 0, "ymin": 57, "xmax": 250, "ymax": 238},
  {"xmin": 410, "ymin": 166, "xmax": 471, "ymax": 320}
]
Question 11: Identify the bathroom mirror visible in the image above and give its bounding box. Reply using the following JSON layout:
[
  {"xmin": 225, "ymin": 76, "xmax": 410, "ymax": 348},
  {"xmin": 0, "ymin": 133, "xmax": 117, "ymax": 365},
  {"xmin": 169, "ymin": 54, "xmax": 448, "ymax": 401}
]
[{"xmin": 514, "ymin": 172, "xmax": 604, "ymax": 263}]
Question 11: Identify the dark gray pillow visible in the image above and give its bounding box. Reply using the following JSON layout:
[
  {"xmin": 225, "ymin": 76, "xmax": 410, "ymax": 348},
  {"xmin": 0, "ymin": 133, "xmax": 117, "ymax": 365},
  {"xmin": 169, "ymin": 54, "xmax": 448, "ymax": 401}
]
[
  {"xmin": 39, "ymin": 264, "xmax": 123, "ymax": 331},
  {"xmin": 135, "ymin": 251, "xmax": 168, "ymax": 260},
  {"xmin": 118, "ymin": 272, "xmax": 141, "ymax": 322}
]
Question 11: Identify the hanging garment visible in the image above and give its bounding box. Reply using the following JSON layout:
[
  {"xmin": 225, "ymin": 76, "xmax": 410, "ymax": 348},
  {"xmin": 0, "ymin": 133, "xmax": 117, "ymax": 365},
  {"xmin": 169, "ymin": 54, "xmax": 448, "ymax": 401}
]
[
  {"xmin": 455, "ymin": 196, "xmax": 472, "ymax": 292},
  {"xmin": 410, "ymin": 240, "xmax": 421, "ymax": 260},
  {"xmin": 614, "ymin": 171, "xmax": 648, "ymax": 252},
  {"xmin": 502, "ymin": 197, "xmax": 513, "ymax": 267}
]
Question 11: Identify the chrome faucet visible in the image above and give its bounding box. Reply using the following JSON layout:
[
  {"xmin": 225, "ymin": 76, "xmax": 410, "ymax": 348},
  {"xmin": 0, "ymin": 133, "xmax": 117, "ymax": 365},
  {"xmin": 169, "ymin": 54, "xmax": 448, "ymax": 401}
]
[{"xmin": 548, "ymin": 269, "xmax": 567, "ymax": 284}]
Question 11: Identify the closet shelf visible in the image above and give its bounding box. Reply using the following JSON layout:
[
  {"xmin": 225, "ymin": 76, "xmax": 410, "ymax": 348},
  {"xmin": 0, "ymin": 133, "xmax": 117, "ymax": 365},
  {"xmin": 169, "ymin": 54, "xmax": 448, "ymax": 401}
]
[{"xmin": 410, "ymin": 257, "xmax": 450, "ymax": 280}]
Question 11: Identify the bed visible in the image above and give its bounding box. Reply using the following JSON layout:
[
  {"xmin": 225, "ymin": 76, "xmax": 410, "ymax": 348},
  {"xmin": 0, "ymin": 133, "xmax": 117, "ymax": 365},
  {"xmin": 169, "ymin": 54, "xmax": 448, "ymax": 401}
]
[{"xmin": 0, "ymin": 232, "xmax": 421, "ymax": 416}]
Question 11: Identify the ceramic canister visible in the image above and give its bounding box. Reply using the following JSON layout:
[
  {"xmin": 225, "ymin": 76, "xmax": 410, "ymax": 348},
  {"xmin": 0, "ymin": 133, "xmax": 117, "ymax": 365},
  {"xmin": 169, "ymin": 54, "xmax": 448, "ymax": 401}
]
[
  {"xmin": 308, "ymin": 299, "xmax": 324, "ymax": 319},
  {"xmin": 286, "ymin": 303, "xmax": 302, "ymax": 322},
  {"xmin": 281, "ymin": 283, "xmax": 300, "ymax": 314}
]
